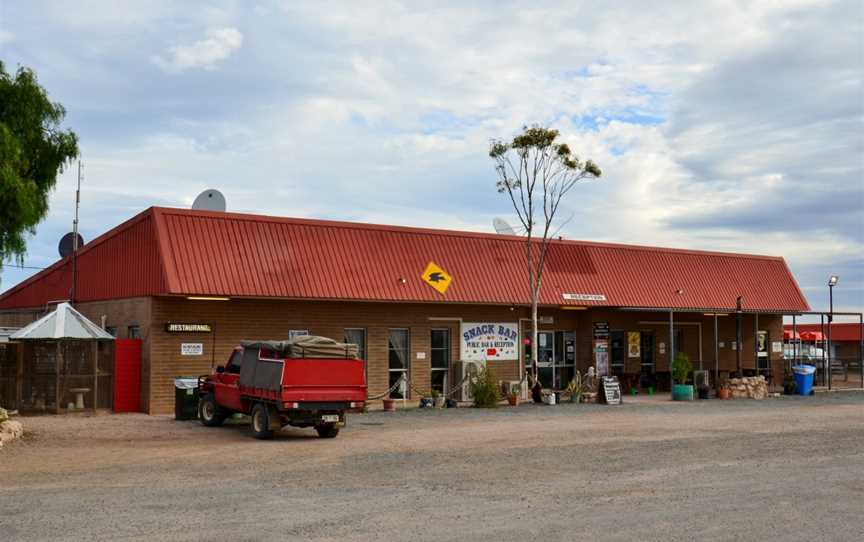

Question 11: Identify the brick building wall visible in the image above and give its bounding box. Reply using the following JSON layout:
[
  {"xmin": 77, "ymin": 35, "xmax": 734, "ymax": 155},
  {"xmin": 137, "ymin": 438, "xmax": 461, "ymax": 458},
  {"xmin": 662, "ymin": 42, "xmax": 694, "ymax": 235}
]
[{"xmin": 0, "ymin": 297, "xmax": 785, "ymax": 415}]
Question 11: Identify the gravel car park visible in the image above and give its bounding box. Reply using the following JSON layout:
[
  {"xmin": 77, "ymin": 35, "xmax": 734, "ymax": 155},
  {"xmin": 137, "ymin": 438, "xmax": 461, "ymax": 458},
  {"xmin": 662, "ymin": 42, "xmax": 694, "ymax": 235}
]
[{"xmin": 1, "ymin": 393, "xmax": 862, "ymax": 541}]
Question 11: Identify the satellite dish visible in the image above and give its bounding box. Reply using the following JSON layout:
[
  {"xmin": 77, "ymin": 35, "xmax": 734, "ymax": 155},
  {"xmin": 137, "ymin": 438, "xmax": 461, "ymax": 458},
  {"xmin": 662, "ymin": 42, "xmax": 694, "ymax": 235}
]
[
  {"xmin": 58, "ymin": 232, "xmax": 85, "ymax": 258},
  {"xmin": 493, "ymin": 217, "xmax": 517, "ymax": 236},
  {"xmin": 192, "ymin": 189, "xmax": 226, "ymax": 212}
]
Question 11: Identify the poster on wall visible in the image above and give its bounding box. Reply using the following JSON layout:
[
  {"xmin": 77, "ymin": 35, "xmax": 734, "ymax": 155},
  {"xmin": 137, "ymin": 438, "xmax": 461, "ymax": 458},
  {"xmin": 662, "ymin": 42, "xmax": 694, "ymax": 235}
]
[
  {"xmin": 460, "ymin": 322, "xmax": 518, "ymax": 361},
  {"xmin": 628, "ymin": 331, "xmax": 641, "ymax": 358},
  {"xmin": 594, "ymin": 340, "xmax": 609, "ymax": 376},
  {"xmin": 757, "ymin": 331, "xmax": 768, "ymax": 357},
  {"xmin": 181, "ymin": 343, "xmax": 203, "ymax": 356},
  {"xmin": 593, "ymin": 322, "xmax": 610, "ymax": 376}
]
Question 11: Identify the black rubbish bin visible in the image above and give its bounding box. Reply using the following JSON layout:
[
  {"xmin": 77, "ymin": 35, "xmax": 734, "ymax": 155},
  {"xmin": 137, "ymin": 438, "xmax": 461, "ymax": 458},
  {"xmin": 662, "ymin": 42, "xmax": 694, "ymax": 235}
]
[{"xmin": 174, "ymin": 377, "xmax": 200, "ymax": 420}]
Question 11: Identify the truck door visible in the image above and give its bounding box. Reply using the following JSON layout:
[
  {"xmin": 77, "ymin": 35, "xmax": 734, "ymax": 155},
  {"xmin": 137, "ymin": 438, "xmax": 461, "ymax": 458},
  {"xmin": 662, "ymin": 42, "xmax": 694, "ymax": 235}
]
[{"xmin": 215, "ymin": 348, "xmax": 244, "ymax": 412}]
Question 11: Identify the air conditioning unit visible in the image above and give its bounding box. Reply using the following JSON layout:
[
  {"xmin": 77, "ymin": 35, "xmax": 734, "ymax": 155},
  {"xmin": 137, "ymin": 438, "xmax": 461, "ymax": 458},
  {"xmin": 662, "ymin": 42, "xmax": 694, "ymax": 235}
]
[{"xmin": 455, "ymin": 360, "xmax": 486, "ymax": 402}]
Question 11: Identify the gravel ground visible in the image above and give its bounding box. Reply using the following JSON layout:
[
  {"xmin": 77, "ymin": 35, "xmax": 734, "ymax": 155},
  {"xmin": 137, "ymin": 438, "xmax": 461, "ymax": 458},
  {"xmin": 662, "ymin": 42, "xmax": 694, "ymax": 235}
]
[{"xmin": 1, "ymin": 393, "xmax": 863, "ymax": 541}]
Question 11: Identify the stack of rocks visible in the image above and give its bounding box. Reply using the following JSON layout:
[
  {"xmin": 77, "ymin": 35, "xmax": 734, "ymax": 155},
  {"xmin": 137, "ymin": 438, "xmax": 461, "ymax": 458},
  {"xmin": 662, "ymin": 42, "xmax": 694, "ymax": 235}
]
[
  {"xmin": 0, "ymin": 408, "xmax": 24, "ymax": 449},
  {"xmin": 728, "ymin": 376, "xmax": 769, "ymax": 400}
]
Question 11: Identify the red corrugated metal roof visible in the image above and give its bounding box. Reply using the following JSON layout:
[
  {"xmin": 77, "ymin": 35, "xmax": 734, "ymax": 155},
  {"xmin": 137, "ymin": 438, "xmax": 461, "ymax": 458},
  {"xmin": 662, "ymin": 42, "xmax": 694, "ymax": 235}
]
[
  {"xmin": 0, "ymin": 211, "xmax": 167, "ymax": 310},
  {"xmin": 0, "ymin": 206, "xmax": 811, "ymax": 312},
  {"xmin": 784, "ymin": 323, "xmax": 862, "ymax": 342}
]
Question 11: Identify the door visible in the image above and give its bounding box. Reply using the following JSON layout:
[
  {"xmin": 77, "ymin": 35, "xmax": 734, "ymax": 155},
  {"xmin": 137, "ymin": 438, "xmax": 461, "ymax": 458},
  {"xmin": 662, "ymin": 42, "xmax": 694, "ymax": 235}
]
[
  {"xmin": 214, "ymin": 348, "xmax": 244, "ymax": 411},
  {"xmin": 113, "ymin": 339, "xmax": 142, "ymax": 412},
  {"xmin": 537, "ymin": 332, "xmax": 554, "ymax": 388},
  {"xmin": 388, "ymin": 329, "xmax": 410, "ymax": 399},
  {"xmin": 554, "ymin": 331, "xmax": 576, "ymax": 389},
  {"xmin": 639, "ymin": 332, "xmax": 655, "ymax": 388},
  {"xmin": 430, "ymin": 329, "xmax": 450, "ymax": 394},
  {"xmin": 610, "ymin": 330, "xmax": 626, "ymax": 376}
]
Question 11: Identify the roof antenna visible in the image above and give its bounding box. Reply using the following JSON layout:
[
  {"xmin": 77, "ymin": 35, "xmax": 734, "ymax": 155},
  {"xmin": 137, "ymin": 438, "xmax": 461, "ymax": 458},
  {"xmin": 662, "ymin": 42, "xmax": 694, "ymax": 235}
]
[
  {"xmin": 192, "ymin": 189, "xmax": 227, "ymax": 212},
  {"xmin": 71, "ymin": 160, "xmax": 82, "ymax": 303},
  {"xmin": 493, "ymin": 217, "xmax": 518, "ymax": 236}
]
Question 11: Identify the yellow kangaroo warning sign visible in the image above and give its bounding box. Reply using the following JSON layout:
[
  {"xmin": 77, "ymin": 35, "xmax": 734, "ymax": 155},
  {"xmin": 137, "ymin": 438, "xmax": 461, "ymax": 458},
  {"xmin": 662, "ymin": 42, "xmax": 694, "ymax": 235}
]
[{"xmin": 422, "ymin": 262, "xmax": 452, "ymax": 295}]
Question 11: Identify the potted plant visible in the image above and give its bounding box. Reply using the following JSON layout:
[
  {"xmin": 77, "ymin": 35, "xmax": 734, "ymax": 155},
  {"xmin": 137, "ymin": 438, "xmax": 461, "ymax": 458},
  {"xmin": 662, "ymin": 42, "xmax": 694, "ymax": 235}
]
[
  {"xmin": 506, "ymin": 385, "xmax": 520, "ymax": 406},
  {"xmin": 671, "ymin": 352, "xmax": 694, "ymax": 401},
  {"xmin": 717, "ymin": 380, "xmax": 731, "ymax": 400},
  {"xmin": 565, "ymin": 371, "xmax": 585, "ymax": 403},
  {"xmin": 432, "ymin": 389, "xmax": 446, "ymax": 409},
  {"xmin": 382, "ymin": 398, "xmax": 397, "ymax": 412}
]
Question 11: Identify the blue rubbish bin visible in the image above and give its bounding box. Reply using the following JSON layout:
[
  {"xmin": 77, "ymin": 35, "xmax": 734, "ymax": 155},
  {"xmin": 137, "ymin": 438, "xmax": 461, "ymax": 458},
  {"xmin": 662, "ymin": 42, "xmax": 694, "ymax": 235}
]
[{"xmin": 792, "ymin": 365, "xmax": 816, "ymax": 396}]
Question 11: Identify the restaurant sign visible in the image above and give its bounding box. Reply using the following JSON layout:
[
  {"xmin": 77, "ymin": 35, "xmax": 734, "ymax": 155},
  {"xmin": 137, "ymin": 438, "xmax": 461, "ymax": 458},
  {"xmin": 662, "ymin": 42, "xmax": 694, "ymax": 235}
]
[
  {"xmin": 460, "ymin": 322, "xmax": 519, "ymax": 361},
  {"xmin": 562, "ymin": 293, "xmax": 606, "ymax": 302},
  {"xmin": 165, "ymin": 323, "xmax": 211, "ymax": 333}
]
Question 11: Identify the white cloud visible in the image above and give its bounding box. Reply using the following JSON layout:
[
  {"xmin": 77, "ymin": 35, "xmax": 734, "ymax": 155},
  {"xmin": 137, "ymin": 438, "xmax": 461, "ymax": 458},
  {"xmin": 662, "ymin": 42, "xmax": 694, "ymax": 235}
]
[
  {"xmin": 2, "ymin": 1, "xmax": 861, "ymax": 314},
  {"xmin": 152, "ymin": 27, "xmax": 243, "ymax": 72}
]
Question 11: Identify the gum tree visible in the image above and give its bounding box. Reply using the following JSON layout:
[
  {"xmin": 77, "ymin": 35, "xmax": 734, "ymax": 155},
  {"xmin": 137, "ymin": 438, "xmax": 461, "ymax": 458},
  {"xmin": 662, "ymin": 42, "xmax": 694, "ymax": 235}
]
[
  {"xmin": 0, "ymin": 62, "xmax": 79, "ymax": 279},
  {"xmin": 489, "ymin": 126, "xmax": 600, "ymax": 384}
]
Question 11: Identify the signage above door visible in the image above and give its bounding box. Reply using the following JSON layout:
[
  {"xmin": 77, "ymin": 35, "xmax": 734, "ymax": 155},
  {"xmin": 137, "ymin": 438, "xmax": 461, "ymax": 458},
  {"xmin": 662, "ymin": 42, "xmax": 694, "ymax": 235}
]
[
  {"xmin": 562, "ymin": 293, "xmax": 606, "ymax": 302},
  {"xmin": 165, "ymin": 323, "xmax": 211, "ymax": 333}
]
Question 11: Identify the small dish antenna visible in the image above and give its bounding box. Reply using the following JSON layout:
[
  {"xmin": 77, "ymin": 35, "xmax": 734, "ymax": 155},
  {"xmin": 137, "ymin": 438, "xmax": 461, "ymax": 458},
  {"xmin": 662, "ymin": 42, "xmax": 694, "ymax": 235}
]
[
  {"xmin": 58, "ymin": 232, "xmax": 85, "ymax": 258},
  {"xmin": 493, "ymin": 217, "xmax": 517, "ymax": 236},
  {"xmin": 192, "ymin": 189, "xmax": 227, "ymax": 212}
]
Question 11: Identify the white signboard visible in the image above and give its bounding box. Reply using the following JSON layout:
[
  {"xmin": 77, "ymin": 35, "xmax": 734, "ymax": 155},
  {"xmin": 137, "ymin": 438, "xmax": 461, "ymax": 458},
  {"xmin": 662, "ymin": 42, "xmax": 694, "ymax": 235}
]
[
  {"xmin": 562, "ymin": 293, "xmax": 606, "ymax": 302},
  {"xmin": 772, "ymin": 341, "xmax": 782, "ymax": 353},
  {"xmin": 289, "ymin": 329, "xmax": 309, "ymax": 340},
  {"xmin": 460, "ymin": 322, "xmax": 519, "ymax": 361},
  {"xmin": 181, "ymin": 343, "xmax": 203, "ymax": 356}
]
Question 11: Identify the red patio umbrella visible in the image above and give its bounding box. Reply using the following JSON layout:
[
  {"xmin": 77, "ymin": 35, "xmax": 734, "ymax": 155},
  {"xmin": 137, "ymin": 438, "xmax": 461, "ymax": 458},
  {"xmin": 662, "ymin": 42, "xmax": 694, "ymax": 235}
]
[
  {"xmin": 784, "ymin": 329, "xmax": 800, "ymax": 340},
  {"xmin": 799, "ymin": 330, "xmax": 823, "ymax": 341}
]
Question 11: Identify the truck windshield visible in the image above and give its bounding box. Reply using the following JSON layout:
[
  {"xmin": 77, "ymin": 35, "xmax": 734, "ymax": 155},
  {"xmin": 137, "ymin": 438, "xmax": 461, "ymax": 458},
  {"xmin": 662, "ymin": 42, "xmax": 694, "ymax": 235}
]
[{"xmin": 226, "ymin": 351, "xmax": 242, "ymax": 374}]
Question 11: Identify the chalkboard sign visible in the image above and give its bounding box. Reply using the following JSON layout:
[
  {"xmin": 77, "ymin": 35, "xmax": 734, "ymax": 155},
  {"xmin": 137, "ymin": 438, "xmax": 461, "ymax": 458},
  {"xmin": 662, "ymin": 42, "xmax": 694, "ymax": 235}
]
[{"xmin": 601, "ymin": 376, "xmax": 621, "ymax": 405}]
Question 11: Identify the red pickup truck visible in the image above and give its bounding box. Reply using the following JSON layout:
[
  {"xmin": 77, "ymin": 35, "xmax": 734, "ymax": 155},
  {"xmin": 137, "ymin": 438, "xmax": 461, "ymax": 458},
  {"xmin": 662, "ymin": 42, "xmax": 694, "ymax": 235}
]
[{"xmin": 198, "ymin": 338, "xmax": 366, "ymax": 439}]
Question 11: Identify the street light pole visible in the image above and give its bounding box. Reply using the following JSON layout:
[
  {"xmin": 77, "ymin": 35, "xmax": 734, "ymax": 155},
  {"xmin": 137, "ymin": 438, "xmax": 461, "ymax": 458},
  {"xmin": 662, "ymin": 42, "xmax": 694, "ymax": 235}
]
[{"xmin": 828, "ymin": 276, "xmax": 838, "ymax": 389}]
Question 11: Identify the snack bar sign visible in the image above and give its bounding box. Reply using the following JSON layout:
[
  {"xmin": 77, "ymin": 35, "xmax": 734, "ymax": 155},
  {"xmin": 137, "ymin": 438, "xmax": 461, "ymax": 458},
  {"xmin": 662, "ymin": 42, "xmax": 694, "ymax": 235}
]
[{"xmin": 460, "ymin": 322, "xmax": 519, "ymax": 361}]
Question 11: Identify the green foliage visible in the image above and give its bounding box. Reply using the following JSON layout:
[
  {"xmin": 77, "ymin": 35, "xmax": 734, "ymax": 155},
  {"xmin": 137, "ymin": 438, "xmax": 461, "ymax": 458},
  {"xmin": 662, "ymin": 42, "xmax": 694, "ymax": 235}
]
[
  {"xmin": 565, "ymin": 370, "xmax": 589, "ymax": 402},
  {"xmin": 672, "ymin": 352, "xmax": 692, "ymax": 385},
  {"xmin": 470, "ymin": 367, "xmax": 502, "ymax": 408},
  {"xmin": 0, "ymin": 62, "xmax": 79, "ymax": 276},
  {"xmin": 489, "ymin": 125, "xmax": 601, "ymax": 195},
  {"xmin": 506, "ymin": 382, "xmax": 520, "ymax": 398}
]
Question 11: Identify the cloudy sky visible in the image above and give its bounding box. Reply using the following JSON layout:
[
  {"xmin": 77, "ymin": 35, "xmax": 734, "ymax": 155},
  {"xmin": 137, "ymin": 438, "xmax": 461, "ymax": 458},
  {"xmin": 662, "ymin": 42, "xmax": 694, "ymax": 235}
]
[{"xmin": 1, "ymin": 0, "xmax": 862, "ymax": 317}]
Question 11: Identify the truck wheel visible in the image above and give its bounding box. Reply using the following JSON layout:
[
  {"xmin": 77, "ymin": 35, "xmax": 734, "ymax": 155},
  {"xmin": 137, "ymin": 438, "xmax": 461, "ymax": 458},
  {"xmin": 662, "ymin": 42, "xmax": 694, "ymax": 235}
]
[
  {"xmin": 251, "ymin": 403, "xmax": 274, "ymax": 440},
  {"xmin": 199, "ymin": 395, "xmax": 226, "ymax": 427},
  {"xmin": 315, "ymin": 424, "xmax": 340, "ymax": 438}
]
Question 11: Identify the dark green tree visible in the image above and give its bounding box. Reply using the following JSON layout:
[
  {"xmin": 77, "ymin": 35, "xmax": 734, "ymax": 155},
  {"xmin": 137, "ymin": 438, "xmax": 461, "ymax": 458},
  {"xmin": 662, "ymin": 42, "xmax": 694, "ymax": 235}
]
[
  {"xmin": 0, "ymin": 62, "xmax": 79, "ymax": 276},
  {"xmin": 490, "ymin": 126, "xmax": 600, "ymax": 383}
]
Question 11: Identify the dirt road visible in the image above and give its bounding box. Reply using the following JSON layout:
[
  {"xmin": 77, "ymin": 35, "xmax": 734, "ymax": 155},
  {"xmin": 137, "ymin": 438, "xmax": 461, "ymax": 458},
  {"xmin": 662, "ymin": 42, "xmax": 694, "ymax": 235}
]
[{"xmin": 2, "ymin": 393, "xmax": 862, "ymax": 541}]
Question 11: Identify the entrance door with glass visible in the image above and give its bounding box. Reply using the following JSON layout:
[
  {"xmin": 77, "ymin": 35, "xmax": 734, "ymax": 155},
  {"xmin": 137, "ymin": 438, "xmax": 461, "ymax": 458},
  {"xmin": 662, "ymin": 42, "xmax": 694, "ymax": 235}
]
[
  {"xmin": 388, "ymin": 329, "xmax": 409, "ymax": 399},
  {"xmin": 430, "ymin": 329, "xmax": 450, "ymax": 394},
  {"xmin": 640, "ymin": 331, "xmax": 655, "ymax": 389},
  {"xmin": 525, "ymin": 330, "xmax": 576, "ymax": 390}
]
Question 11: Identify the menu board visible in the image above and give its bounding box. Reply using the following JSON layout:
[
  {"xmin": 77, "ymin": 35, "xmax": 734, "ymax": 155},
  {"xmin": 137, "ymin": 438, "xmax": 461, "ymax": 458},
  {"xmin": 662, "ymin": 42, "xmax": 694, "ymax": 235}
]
[{"xmin": 601, "ymin": 376, "xmax": 621, "ymax": 405}]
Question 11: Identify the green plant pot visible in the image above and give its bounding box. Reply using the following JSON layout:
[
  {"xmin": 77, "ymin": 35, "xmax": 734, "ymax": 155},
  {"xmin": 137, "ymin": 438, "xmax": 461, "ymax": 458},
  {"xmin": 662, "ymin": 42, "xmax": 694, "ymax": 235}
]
[
  {"xmin": 647, "ymin": 387, "xmax": 654, "ymax": 396},
  {"xmin": 672, "ymin": 384, "xmax": 694, "ymax": 401}
]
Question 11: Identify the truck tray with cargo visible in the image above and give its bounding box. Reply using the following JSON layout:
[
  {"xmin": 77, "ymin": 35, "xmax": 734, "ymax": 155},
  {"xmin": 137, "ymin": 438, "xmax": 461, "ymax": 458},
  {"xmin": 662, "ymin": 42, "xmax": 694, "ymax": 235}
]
[{"xmin": 198, "ymin": 336, "xmax": 367, "ymax": 439}]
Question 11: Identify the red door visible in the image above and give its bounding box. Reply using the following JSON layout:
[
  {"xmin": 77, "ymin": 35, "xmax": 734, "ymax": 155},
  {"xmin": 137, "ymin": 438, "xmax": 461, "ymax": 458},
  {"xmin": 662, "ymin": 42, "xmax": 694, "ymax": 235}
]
[{"xmin": 114, "ymin": 339, "xmax": 142, "ymax": 413}]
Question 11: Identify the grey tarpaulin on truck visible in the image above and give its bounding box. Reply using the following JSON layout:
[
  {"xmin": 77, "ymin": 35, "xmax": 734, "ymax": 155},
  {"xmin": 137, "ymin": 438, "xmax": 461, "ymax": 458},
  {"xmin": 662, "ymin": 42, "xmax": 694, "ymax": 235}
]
[{"xmin": 241, "ymin": 336, "xmax": 359, "ymax": 359}]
